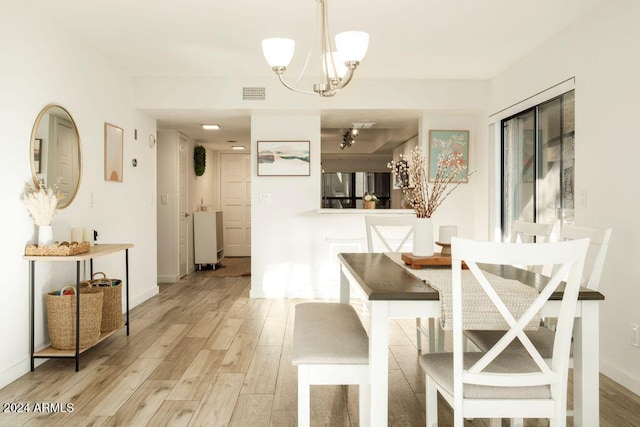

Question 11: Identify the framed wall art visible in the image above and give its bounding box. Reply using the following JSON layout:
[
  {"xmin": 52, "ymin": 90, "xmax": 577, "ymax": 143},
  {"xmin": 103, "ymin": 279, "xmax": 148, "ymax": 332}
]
[
  {"xmin": 428, "ymin": 130, "xmax": 469, "ymax": 182},
  {"xmin": 257, "ymin": 140, "xmax": 310, "ymax": 176},
  {"xmin": 104, "ymin": 122, "xmax": 124, "ymax": 182}
]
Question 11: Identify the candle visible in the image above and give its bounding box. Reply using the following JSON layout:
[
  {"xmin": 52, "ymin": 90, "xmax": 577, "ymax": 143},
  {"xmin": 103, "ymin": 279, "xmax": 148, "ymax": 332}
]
[
  {"xmin": 83, "ymin": 228, "xmax": 93, "ymax": 245},
  {"xmin": 71, "ymin": 227, "xmax": 83, "ymax": 243},
  {"xmin": 439, "ymin": 225, "xmax": 457, "ymax": 244}
]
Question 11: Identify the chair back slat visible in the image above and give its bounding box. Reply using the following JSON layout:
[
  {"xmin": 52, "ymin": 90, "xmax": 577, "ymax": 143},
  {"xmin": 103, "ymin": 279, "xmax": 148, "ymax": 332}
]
[
  {"xmin": 559, "ymin": 225, "xmax": 612, "ymax": 290},
  {"xmin": 511, "ymin": 220, "xmax": 554, "ymax": 243},
  {"xmin": 510, "ymin": 221, "xmax": 554, "ymax": 274},
  {"xmin": 451, "ymin": 237, "xmax": 588, "ymax": 393},
  {"xmin": 364, "ymin": 215, "xmax": 415, "ymax": 253}
]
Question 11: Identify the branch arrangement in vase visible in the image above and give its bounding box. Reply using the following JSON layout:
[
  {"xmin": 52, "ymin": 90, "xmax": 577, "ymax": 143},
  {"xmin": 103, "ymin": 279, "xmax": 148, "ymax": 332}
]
[
  {"xmin": 388, "ymin": 145, "xmax": 474, "ymax": 218},
  {"xmin": 22, "ymin": 180, "xmax": 62, "ymax": 226}
]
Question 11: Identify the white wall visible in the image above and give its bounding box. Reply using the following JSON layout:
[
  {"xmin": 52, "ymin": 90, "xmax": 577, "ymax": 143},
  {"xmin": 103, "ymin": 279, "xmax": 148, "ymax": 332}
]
[
  {"xmin": 487, "ymin": 0, "xmax": 640, "ymax": 394},
  {"xmin": 0, "ymin": 5, "xmax": 158, "ymax": 388},
  {"xmin": 250, "ymin": 115, "xmax": 323, "ymax": 297}
]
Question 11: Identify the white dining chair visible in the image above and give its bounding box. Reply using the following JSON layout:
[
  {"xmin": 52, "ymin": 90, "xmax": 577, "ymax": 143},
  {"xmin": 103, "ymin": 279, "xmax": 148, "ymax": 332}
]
[
  {"xmin": 364, "ymin": 215, "xmax": 438, "ymax": 351},
  {"xmin": 420, "ymin": 237, "xmax": 589, "ymax": 427},
  {"xmin": 463, "ymin": 225, "xmax": 612, "ymax": 422}
]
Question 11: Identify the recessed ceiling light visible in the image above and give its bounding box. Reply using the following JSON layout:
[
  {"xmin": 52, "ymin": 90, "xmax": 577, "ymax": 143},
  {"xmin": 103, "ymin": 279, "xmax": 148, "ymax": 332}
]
[
  {"xmin": 202, "ymin": 124, "xmax": 220, "ymax": 130},
  {"xmin": 231, "ymin": 146, "xmax": 246, "ymax": 150}
]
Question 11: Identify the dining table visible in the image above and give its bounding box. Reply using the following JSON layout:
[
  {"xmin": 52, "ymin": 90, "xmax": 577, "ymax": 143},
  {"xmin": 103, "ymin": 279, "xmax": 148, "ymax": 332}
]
[{"xmin": 338, "ymin": 252, "xmax": 604, "ymax": 427}]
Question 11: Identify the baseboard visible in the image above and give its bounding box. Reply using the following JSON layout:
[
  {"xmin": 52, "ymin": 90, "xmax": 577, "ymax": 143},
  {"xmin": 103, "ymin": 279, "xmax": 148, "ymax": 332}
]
[
  {"xmin": 0, "ymin": 358, "xmax": 30, "ymax": 389},
  {"xmin": 130, "ymin": 286, "xmax": 159, "ymax": 309},
  {"xmin": 157, "ymin": 274, "xmax": 178, "ymax": 283},
  {"xmin": 600, "ymin": 358, "xmax": 640, "ymax": 396}
]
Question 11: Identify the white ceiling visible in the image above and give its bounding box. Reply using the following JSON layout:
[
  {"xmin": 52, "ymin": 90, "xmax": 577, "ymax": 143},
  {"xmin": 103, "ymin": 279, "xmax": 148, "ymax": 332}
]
[{"xmin": 27, "ymin": 0, "xmax": 601, "ymax": 152}]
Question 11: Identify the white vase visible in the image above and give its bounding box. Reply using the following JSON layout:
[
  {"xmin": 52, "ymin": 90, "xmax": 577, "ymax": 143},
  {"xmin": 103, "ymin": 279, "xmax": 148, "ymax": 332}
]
[
  {"xmin": 38, "ymin": 225, "xmax": 54, "ymax": 247},
  {"xmin": 413, "ymin": 217, "xmax": 434, "ymax": 257}
]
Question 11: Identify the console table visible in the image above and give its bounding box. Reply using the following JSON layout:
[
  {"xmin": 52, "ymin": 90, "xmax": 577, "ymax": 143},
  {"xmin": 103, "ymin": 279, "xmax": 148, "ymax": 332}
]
[{"xmin": 25, "ymin": 243, "xmax": 133, "ymax": 371}]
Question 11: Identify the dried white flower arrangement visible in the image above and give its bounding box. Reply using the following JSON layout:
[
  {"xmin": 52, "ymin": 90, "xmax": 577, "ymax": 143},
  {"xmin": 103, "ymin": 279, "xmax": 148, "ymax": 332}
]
[
  {"xmin": 388, "ymin": 145, "xmax": 474, "ymax": 218},
  {"xmin": 22, "ymin": 180, "xmax": 62, "ymax": 226}
]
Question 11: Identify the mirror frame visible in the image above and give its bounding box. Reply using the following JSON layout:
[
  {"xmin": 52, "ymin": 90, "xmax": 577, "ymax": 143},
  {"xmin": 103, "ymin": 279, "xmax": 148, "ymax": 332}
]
[{"xmin": 30, "ymin": 104, "xmax": 82, "ymax": 209}]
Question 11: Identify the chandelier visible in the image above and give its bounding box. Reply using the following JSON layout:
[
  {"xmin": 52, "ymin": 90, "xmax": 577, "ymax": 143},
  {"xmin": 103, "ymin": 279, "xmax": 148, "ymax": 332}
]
[{"xmin": 261, "ymin": 0, "xmax": 369, "ymax": 97}]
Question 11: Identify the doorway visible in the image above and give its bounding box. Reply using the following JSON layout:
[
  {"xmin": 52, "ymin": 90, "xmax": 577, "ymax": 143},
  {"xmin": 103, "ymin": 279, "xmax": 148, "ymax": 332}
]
[{"xmin": 220, "ymin": 153, "xmax": 251, "ymax": 256}]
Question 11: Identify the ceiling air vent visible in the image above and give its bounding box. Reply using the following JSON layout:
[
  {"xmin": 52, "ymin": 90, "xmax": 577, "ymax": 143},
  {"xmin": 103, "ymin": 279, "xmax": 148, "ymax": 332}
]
[{"xmin": 243, "ymin": 87, "xmax": 266, "ymax": 101}]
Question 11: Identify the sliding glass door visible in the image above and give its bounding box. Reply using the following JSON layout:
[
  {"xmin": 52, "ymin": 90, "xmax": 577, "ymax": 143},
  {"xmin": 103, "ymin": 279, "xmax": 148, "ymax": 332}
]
[{"xmin": 501, "ymin": 90, "xmax": 575, "ymax": 241}]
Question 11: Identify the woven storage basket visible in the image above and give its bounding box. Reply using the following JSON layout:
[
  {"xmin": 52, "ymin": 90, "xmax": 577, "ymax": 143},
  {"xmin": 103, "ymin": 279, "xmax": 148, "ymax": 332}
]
[
  {"xmin": 85, "ymin": 272, "xmax": 124, "ymax": 333},
  {"xmin": 46, "ymin": 285, "xmax": 103, "ymax": 350}
]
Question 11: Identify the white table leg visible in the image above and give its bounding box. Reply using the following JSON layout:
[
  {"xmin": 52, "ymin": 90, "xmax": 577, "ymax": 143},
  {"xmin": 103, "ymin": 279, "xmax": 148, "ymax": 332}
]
[
  {"xmin": 340, "ymin": 266, "xmax": 350, "ymax": 304},
  {"xmin": 369, "ymin": 301, "xmax": 389, "ymax": 427},
  {"xmin": 573, "ymin": 301, "xmax": 599, "ymax": 426}
]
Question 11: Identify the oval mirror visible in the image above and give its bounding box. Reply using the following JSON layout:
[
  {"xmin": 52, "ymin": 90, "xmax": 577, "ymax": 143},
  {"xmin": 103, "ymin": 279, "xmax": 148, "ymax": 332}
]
[{"xmin": 30, "ymin": 104, "xmax": 82, "ymax": 209}]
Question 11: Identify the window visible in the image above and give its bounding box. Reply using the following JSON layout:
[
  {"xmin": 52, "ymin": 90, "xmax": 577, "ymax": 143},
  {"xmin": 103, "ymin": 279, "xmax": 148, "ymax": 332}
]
[
  {"xmin": 321, "ymin": 172, "xmax": 391, "ymax": 209},
  {"xmin": 502, "ymin": 90, "xmax": 575, "ymax": 241}
]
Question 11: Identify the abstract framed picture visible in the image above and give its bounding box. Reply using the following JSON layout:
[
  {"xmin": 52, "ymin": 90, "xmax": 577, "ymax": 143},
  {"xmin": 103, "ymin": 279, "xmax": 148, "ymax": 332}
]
[
  {"xmin": 257, "ymin": 140, "xmax": 310, "ymax": 176},
  {"xmin": 104, "ymin": 122, "xmax": 124, "ymax": 182},
  {"xmin": 428, "ymin": 130, "xmax": 469, "ymax": 183}
]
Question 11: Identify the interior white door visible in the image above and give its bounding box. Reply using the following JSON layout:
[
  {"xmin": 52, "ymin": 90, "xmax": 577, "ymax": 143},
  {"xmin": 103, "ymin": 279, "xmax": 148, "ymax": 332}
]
[
  {"xmin": 179, "ymin": 135, "xmax": 189, "ymax": 278},
  {"xmin": 220, "ymin": 153, "xmax": 251, "ymax": 256}
]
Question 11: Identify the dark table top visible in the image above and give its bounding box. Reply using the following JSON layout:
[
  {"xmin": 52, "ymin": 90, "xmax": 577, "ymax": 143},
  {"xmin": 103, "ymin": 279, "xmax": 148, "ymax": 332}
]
[{"xmin": 338, "ymin": 252, "xmax": 605, "ymax": 302}]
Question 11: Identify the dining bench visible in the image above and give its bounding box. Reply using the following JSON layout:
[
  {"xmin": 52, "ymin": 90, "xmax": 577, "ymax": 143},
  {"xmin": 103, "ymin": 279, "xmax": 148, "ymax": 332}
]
[{"xmin": 292, "ymin": 302, "xmax": 370, "ymax": 427}]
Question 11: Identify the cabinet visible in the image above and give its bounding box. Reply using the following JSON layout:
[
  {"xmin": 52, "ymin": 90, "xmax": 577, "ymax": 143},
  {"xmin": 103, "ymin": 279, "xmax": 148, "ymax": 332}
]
[
  {"xmin": 25, "ymin": 243, "xmax": 133, "ymax": 371},
  {"xmin": 193, "ymin": 211, "xmax": 224, "ymax": 269}
]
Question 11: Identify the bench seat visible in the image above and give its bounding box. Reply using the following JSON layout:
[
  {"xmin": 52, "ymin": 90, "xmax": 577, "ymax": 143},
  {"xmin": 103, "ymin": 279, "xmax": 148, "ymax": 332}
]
[{"xmin": 292, "ymin": 302, "xmax": 370, "ymax": 427}]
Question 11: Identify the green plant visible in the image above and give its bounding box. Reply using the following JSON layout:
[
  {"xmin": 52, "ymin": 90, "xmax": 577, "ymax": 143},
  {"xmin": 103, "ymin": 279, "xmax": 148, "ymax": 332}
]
[{"xmin": 194, "ymin": 145, "xmax": 206, "ymax": 176}]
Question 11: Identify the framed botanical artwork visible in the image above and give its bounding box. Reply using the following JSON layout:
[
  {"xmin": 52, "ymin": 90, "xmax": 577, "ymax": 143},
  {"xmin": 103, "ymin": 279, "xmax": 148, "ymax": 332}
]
[
  {"xmin": 428, "ymin": 130, "xmax": 469, "ymax": 182},
  {"xmin": 104, "ymin": 122, "xmax": 124, "ymax": 182},
  {"xmin": 257, "ymin": 140, "xmax": 310, "ymax": 176},
  {"xmin": 33, "ymin": 138, "xmax": 42, "ymax": 173}
]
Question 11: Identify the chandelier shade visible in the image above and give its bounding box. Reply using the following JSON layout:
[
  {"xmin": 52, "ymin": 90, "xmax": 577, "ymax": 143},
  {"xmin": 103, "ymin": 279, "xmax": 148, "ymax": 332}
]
[
  {"xmin": 261, "ymin": 0, "xmax": 368, "ymax": 97},
  {"xmin": 335, "ymin": 31, "xmax": 369, "ymax": 62},
  {"xmin": 261, "ymin": 38, "xmax": 295, "ymax": 68}
]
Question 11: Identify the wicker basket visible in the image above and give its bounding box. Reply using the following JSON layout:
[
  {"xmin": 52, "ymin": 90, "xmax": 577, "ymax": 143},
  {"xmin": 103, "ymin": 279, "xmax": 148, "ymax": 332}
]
[
  {"xmin": 46, "ymin": 285, "xmax": 103, "ymax": 350},
  {"xmin": 85, "ymin": 272, "xmax": 124, "ymax": 333}
]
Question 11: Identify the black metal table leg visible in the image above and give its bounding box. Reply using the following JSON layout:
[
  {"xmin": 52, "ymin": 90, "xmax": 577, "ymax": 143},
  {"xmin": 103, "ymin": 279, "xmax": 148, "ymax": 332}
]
[
  {"xmin": 125, "ymin": 249, "xmax": 130, "ymax": 335},
  {"xmin": 30, "ymin": 261, "xmax": 35, "ymax": 372}
]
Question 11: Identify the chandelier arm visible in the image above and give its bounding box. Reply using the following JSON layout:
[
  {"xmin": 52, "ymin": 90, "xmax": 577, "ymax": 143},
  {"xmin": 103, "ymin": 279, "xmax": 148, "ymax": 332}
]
[
  {"xmin": 276, "ymin": 72, "xmax": 318, "ymax": 95},
  {"xmin": 322, "ymin": 66, "xmax": 357, "ymax": 96},
  {"xmin": 335, "ymin": 66, "xmax": 356, "ymax": 89}
]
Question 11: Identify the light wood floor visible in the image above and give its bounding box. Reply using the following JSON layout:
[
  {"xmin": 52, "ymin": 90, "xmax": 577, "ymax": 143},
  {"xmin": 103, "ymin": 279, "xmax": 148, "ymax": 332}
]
[{"xmin": 1, "ymin": 270, "xmax": 639, "ymax": 426}]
